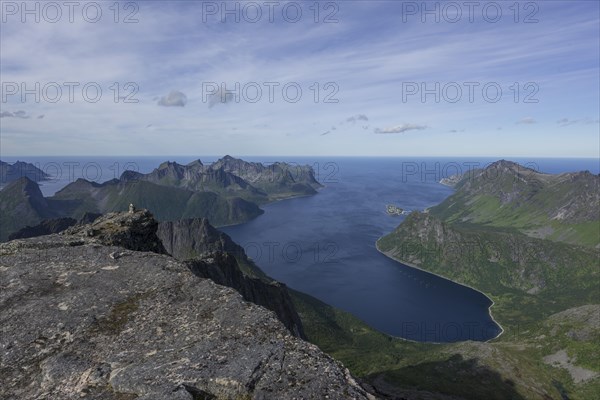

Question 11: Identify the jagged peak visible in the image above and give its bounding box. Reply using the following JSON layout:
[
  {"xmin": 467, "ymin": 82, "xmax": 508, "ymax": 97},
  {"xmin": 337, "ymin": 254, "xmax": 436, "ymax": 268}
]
[
  {"xmin": 157, "ymin": 160, "xmax": 184, "ymax": 170},
  {"xmin": 186, "ymin": 159, "xmax": 204, "ymax": 168},
  {"xmin": 120, "ymin": 169, "xmax": 144, "ymax": 181},
  {"xmin": 487, "ymin": 159, "xmax": 538, "ymax": 173}
]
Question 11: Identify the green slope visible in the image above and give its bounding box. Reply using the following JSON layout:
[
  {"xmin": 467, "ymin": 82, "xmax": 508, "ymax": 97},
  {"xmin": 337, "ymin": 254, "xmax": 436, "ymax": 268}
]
[
  {"xmin": 0, "ymin": 178, "xmax": 53, "ymax": 241},
  {"xmin": 52, "ymin": 179, "xmax": 263, "ymax": 227},
  {"xmin": 431, "ymin": 160, "xmax": 600, "ymax": 247},
  {"xmin": 373, "ymin": 161, "xmax": 600, "ymax": 399}
]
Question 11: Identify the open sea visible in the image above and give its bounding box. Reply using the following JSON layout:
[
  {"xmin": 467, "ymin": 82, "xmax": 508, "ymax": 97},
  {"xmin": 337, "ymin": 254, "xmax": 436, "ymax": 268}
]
[{"xmin": 2, "ymin": 156, "xmax": 598, "ymax": 342}]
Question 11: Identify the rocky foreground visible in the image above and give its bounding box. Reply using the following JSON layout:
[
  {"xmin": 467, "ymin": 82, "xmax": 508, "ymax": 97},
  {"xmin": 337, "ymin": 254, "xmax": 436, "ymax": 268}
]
[{"xmin": 0, "ymin": 210, "xmax": 374, "ymax": 399}]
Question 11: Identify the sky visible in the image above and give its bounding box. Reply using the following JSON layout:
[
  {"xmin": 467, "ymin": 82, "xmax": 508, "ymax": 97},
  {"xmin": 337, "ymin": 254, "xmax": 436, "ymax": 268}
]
[{"xmin": 1, "ymin": 0, "xmax": 599, "ymax": 157}]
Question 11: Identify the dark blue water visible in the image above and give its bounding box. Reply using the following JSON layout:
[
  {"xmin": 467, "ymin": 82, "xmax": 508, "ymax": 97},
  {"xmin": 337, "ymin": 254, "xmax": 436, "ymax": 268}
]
[
  {"xmin": 2, "ymin": 156, "xmax": 598, "ymax": 342},
  {"xmin": 221, "ymin": 157, "xmax": 598, "ymax": 342}
]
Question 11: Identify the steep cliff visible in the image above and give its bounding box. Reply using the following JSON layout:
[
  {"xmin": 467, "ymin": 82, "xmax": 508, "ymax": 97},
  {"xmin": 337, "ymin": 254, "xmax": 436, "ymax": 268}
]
[
  {"xmin": 0, "ymin": 210, "xmax": 374, "ymax": 399},
  {"xmin": 157, "ymin": 218, "xmax": 305, "ymax": 338},
  {"xmin": 0, "ymin": 177, "xmax": 54, "ymax": 241}
]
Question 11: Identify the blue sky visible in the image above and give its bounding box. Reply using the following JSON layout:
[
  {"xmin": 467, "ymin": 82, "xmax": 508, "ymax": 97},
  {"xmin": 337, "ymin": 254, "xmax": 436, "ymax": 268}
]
[{"xmin": 1, "ymin": 0, "xmax": 599, "ymax": 157}]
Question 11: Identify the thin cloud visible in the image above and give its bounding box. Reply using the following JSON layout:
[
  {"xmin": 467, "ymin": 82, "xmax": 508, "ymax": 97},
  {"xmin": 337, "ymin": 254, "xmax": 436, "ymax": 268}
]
[
  {"xmin": 557, "ymin": 117, "xmax": 599, "ymax": 126},
  {"xmin": 516, "ymin": 117, "xmax": 536, "ymax": 124},
  {"xmin": 158, "ymin": 90, "xmax": 188, "ymax": 107},
  {"xmin": 374, "ymin": 124, "xmax": 427, "ymax": 134},
  {"xmin": 346, "ymin": 114, "xmax": 369, "ymax": 124},
  {"xmin": 1, "ymin": 110, "xmax": 30, "ymax": 119}
]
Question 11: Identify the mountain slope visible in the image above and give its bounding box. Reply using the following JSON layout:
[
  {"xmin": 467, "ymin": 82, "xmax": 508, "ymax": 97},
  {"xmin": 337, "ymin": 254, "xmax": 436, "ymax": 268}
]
[
  {"xmin": 0, "ymin": 160, "xmax": 50, "ymax": 185},
  {"xmin": 376, "ymin": 160, "xmax": 600, "ymax": 399},
  {"xmin": 0, "ymin": 177, "xmax": 53, "ymax": 241},
  {"xmin": 157, "ymin": 218, "xmax": 304, "ymax": 337},
  {"xmin": 431, "ymin": 160, "xmax": 600, "ymax": 247},
  {"xmin": 0, "ymin": 210, "xmax": 373, "ymax": 399},
  {"xmin": 50, "ymin": 178, "xmax": 263, "ymax": 226}
]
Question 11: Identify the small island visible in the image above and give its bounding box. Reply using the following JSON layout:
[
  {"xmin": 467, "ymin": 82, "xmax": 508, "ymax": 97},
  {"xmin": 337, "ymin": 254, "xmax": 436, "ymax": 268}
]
[{"xmin": 386, "ymin": 204, "xmax": 408, "ymax": 216}]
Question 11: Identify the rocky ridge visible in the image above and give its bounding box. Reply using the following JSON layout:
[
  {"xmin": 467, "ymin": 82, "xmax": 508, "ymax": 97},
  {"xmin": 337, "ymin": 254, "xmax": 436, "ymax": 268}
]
[{"xmin": 0, "ymin": 210, "xmax": 374, "ymax": 399}]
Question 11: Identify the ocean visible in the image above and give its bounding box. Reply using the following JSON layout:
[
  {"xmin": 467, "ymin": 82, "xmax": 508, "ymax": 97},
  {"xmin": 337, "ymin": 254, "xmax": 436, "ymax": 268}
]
[{"xmin": 2, "ymin": 155, "xmax": 598, "ymax": 342}]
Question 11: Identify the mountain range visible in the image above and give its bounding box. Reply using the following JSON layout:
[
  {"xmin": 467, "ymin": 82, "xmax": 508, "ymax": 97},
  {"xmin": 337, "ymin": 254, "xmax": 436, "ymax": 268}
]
[
  {"xmin": 2, "ymin": 158, "xmax": 598, "ymax": 399},
  {"xmin": 0, "ymin": 156, "xmax": 322, "ymax": 241}
]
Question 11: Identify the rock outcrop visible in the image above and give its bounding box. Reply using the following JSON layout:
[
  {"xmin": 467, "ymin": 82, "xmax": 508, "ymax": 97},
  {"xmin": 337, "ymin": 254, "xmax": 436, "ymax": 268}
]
[
  {"xmin": 157, "ymin": 218, "xmax": 242, "ymax": 261},
  {"xmin": 63, "ymin": 209, "xmax": 167, "ymax": 254},
  {"xmin": 187, "ymin": 252, "xmax": 306, "ymax": 338},
  {"xmin": 158, "ymin": 218, "xmax": 306, "ymax": 338},
  {"xmin": 0, "ymin": 211, "xmax": 374, "ymax": 399}
]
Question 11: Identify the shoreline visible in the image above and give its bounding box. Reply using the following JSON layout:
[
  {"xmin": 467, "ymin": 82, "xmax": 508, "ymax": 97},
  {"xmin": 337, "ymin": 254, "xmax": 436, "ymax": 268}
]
[
  {"xmin": 374, "ymin": 239, "xmax": 505, "ymax": 343},
  {"xmin": 215, "ymin": 186, "xmax": 325, "ymax": 229}
]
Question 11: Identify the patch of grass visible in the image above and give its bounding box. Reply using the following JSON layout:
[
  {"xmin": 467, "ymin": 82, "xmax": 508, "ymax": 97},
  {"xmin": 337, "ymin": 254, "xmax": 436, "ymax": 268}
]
[{"xmin": 93, "ymin": 294, "xmax": 144, "ymax": 335}]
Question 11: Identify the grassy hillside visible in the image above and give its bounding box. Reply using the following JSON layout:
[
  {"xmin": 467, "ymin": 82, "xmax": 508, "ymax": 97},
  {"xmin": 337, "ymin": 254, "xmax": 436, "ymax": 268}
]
[
  {"xmin": 52, "ymin": 179, "xmax": 263, "ymax": 226},
  {"xmin": 372, "ymin": 161, "xmax": 600, "ymax": 399},
  {"xmin": 431, "ymin": 161, "xmax": 599, "ymax": 248},
  {"xmin": 290, "ymin": 289, "xmax": 566, "ymax": 400}
]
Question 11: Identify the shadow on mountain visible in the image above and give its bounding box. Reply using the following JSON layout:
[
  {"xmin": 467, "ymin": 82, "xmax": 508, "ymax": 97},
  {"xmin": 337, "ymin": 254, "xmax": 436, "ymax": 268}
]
[{"xmin": 369, "ymin": 354, "xmax": 527, "ymax": 400}]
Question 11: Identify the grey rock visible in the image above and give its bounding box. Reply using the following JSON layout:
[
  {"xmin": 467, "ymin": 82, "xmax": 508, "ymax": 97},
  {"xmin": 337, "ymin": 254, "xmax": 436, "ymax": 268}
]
[
  {"xmin": 158, "ymin": 218, "xmax": 305, "ymax": 338},
  {"xmin": 63, "ymin": 209, "xmax": 167, "ymax": 254},
  {"xmin": 0, "ymin": 211, "xmax": 374, "ymax": 400},
  {"xmin": 158, "ymin": 218, "xmax": 242, "ymax": 260}
]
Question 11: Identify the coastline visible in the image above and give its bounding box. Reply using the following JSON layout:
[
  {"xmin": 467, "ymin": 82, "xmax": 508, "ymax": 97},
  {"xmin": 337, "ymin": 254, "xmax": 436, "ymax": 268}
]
[
  {"xmin": 374, "ymin": 239, "xmax": 505, "ymax": 343},
  {"xmin": 214, "ymin": 186, "xmax": 325, "ymax": 229}
]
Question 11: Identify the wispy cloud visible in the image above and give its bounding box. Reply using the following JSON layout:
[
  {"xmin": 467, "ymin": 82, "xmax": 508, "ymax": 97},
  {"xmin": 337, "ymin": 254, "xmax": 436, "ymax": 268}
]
[
  {"xmin": 557, "ymin": 117, "xmax": 600, "ymax": 126},
  {"xmin": 516, "ymin": 117, "xmax": 536, "ymax": 125},
  {"xmin": 374, "ymin": 124, "xmax": 428, "ymax": 134},
  {"xmin": 346, "ymin": 114, "xmax": 369, "ymax": 124},
  {"xmin": 0, "ymin": 1, "xmax": 598, "ymax": 156},
  {"xmin": 1, "ymin": 110, "xmax": 30, "ymax": 119},
  {"xmin": 158, "ymin": 91, "xmax": 188, "ymax": 107}
]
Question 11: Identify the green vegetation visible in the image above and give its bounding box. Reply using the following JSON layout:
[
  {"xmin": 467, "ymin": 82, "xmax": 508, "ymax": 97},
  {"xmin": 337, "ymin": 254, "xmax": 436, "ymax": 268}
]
[
  {"xmin": 92, "ymin": 294, "xmax": 144, "ymax": 335},
  {"xmin": 289, "ymin": 289, "xmax": 565, "ymax": 399},
  {"xmin": 432, "ymin": 161, "xmax": 599, "ymax": 248},
  {"xmin": 47, "ymin": 179, "xmax": 263, "ymax": 228},
  {"xmin": 1, "ymin": 156, "xmax": 321, "ymax": 241},
  {"xmin": 368, "ymin": 161, "xmax": 600, "ymax": 399},
  {"xmin": 244, "ymin": 161, "xmax": 598, "ymax": 399}
]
